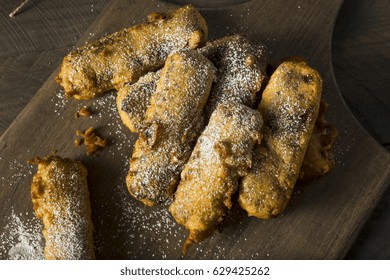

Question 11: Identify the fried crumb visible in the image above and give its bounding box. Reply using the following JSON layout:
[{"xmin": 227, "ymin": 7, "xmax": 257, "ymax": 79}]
[
  {"xmin": 74, "ymin": 138, "xmax": 83, "ymax": 146},
  {"xmin": 75, "ymin": 127, "xmax": 107, "ymax": 156},
  {"xmin": 147, "ymin": 12, "xmax": 166, "ymax": 22},
  {"xmin": 75, "ymin": 107, "xmax": 92, "ymax": 118}
]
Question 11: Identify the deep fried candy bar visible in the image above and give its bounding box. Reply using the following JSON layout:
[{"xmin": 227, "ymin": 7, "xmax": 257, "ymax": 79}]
[
  {"xmin": 239, "ymin": 60, "xmax": 322, "ymax": 218},
  {"xmin": 126, "ymin": 50, "xmax": 215, "ymax": 206},
  {"xmin": 56, "ymin": 5, "xmax": 208, "ymax": 100},
  {"xmin": 116, "ymin": 35, "xmax": 268, "ymax": 133},
  {"xmin": 170, "ymin": 102, "xmax": 262, "ymax": 253},
  {"xmin": 30, "ymin": 155, "xmax": 95, "ymax": 259}
]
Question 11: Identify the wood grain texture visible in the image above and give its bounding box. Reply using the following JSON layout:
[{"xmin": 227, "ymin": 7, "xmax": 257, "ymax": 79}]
[
  {"xmin": 0, "ymin": 49, "xmax": 65, "ymax": 132},
  {"xmin": 0, "ymin": 0, "xmax": 389, "ymax": 260},
  {"xmin": 0, "ymin": 0, "xmax": 108, "ymax": 58},
  {"xmin": 0, "ymin": 0, "xmax": 109, "ymax": 136}
]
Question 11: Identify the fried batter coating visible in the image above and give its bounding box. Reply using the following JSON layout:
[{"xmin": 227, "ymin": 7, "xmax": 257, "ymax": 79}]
[
  {"xmin": 299, "ymin": 100, "xmax": 337, "ymax": 182},
  {"xmin": 116, "ymin": 35, "xmax": 268, "ymax": 133},
  {"xmin": 170, "ymin": 102, "xmax": 262, "ymax": 253},
  {"xmin": 200, "ymin": 35, "xmax": 268, "ymax": 117},
  {"xmin": 126, "ymin": 50, "xmax": 215, "ymax": 206},
  {"xmin": 30, "ymin": 155, "xmax": 95, "ymax": 259},
  {"xmin": 75, "ymin": 127, "xmax": 107, "ymax": 156},
  {"xmin": 116, "ymin": 71, "xmax": 160, "ymax": 133},
  {"xmin": 56, "ymin": 5, "xmax": 208, "ymax": 100},
  {"xmin": 238, "ymin": 60, "xmax": 322, "ymax": 219}
]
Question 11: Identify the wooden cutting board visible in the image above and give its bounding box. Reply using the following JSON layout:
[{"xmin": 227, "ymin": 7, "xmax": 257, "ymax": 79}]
[{"xmin": 0, "ymin": 0, "xmax": 389, "ymax": 259}]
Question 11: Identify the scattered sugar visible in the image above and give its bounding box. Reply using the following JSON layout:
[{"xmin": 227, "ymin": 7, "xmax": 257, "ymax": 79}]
[
  {"xmin": 114, "ymin": 184, "xmax": 183, "ymax": 259},
  {"xmin": 126, "ymin": 50, "xmax": 215, "ymax": 205},
  {"xmin": 170, "ymin": 102, "xmax": 262, "ymax": 253},
  {"xmin": 51, "ymin": 89, "xmax": 69, "ymax": 116},
  {"xmin": 59, "ymin": 89, "xmax": 183, "ymax": 259},
  {"xmin": 200, "ymin": 35, "xmax": 268, "ymax": 117},
  {"xmin": 0, "ymin": 210, "xmax": 43, "ymax": 260},
  {"xmin": 4, "ymin": 159, "xmax": 35, "ymax": 188}
]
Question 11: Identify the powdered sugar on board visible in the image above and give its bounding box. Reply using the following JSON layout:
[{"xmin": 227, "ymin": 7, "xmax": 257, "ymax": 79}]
[
  {"xmin": 4, "ymin": 79, "xmax": 281, "ymax": 260},
  {"xmin": 2, "ymin": 76, "xmax": 283, "ymax": 260},
  {"xmin": 0, "ymin": 156, "xmax": 45, "ymax": 259},
  {"xmin": 49, "ymin": 91, "xmax": 187, "ymax": 259},
  {"xmin": 49, "ymin": 90, "xmax": 248, "ymax": 259},
  {"xmin": 0, "ymin": 210, "xmax": 43, "ymax": 260}
]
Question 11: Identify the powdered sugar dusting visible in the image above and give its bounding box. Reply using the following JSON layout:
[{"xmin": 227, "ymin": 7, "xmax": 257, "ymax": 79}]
[
  {"xmin": 170, "ymin": 102, "xmax": 263, "ymax": 252},
  {"xmin": 200, "ymin": 35, "xmax": 268, "ymax": 117},
  {"xmin": 0, "ymin": 210, "xmax": 43, "ymax": 260},
  {"xmin": 239, "ymin": 61, "xmax": 322, "ymax": 218},
  {"xmin": 118, "ymin": 71, "xmax": 160, "ymax": 133},
  {"xmin": 51, "ymin": 89, "xmax": 69, "ymax": 116},
  {"xmin": 127, "ymin": 50, "xmax": 215, "ymax": 205},
  {"xmin": 31, "ymin": 156, "xmax": 94, "ymax": 259},
  {"xmin": 56, "ymin": 5, "xmax": 207, "ymax": 100}
]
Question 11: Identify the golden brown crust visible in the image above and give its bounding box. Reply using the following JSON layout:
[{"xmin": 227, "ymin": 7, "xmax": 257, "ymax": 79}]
[
  {"xmin": 116, "ymin": 35, "xmax": 268, "ymax": 134},
  {"xmin": 169, "ymin": 102, "xmax": 262, "ymax": 253},
  {"xmin": 200, "ymin": 35, "xmax": 268, "ymax": 117},
  {"xmin": 116, "ymin": 71, "xmax": 160, "ymax": 133},
  {"xmin": 126, "ymin": 50, "xmax": 216, "ymax": 206},
  {"xmin": 238, "ymin": 60, "xmax": 322, "ymax": 219},
  {"xmin": 30, "ymin": 155, "xmax": 95, "ymax": 260},
  {"xmin": 56, "ymin": 5, "xmax": 208, "ymax": 100}
]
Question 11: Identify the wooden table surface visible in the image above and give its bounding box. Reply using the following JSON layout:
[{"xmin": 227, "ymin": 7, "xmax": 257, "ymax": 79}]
[{"xmin": 0, "ymin": 0, "xmax": 389, "ymax": 259}]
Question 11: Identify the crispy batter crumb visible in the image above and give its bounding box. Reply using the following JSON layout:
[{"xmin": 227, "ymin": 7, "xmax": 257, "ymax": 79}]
[
  {"xmin": 147, "ymin": 12, "xmax": 166, "ymax": 22},
  {"xmin": 75, "ymin": 107, "xmax": 92, "ymax": 118},
  {"xmin": 75, "ymin": 127, "xmax": 107, "ymax": 156},
  {"xmin": 74, "ymin": 138, "xmax": 83, "ymax": 146}
]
